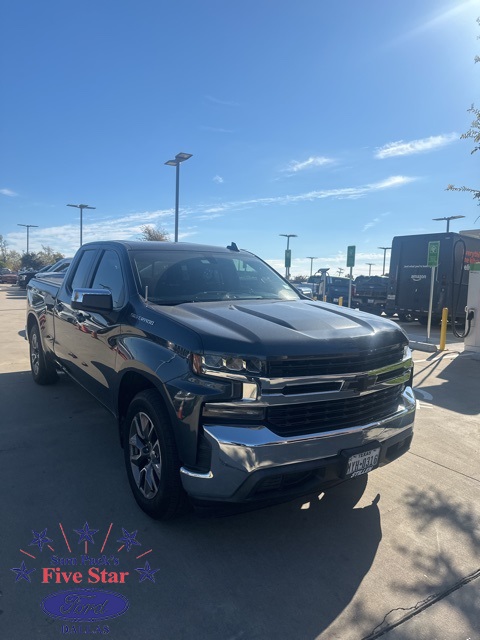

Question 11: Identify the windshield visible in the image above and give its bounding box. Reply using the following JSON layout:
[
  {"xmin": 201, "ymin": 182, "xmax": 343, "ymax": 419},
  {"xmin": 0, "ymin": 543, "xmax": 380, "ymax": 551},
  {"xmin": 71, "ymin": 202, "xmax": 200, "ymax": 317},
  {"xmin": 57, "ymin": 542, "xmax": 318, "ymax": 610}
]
[{"xmin": 130, "ymin": 250, "xmax": 300, "ymax": 304}]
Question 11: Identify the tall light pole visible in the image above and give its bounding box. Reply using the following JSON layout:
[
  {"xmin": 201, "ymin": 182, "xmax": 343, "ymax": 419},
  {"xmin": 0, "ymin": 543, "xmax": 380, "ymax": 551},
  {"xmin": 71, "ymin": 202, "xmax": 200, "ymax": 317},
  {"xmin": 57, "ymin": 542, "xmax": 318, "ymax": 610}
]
[
  {"xmin": 366, "ymin": 262, "xmax": 374, "ymax": 276},
  {"xmin": 432, "ymin": 215, "xmax": 465, "ymax": 232},
  {"xmin": 165, "ymin": 152, "xmax": 193, "ymax": 242},
  {"xmin": 17, "ymin": 224, "xmax": 39, "ymax": 254},
  {"xmin": 67, "ymin": 204, "xmax": 96, "ymax": 246},
  {"xmin": 306, "ymin": 256, "xmax": 317, "ymax": 278},
  {"xmin": 279, "ymin": 234, "xmax": 297, "ymax": 279},
  {"xmin": 378, "ymin": 246, "xmax": 391, "ymax": 276}
]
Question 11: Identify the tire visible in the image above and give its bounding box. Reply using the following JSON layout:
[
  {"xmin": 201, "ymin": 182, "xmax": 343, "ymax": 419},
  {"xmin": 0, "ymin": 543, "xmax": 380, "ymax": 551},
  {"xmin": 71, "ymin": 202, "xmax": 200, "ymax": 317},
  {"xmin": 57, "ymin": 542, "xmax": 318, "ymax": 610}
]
[
  {"xmin": 29, "ymin": 323, "xmax": 58, "ymax": 385},
  {"xmin": 123, "ymin": 389, "xmax": 188, "ymax": 519}
]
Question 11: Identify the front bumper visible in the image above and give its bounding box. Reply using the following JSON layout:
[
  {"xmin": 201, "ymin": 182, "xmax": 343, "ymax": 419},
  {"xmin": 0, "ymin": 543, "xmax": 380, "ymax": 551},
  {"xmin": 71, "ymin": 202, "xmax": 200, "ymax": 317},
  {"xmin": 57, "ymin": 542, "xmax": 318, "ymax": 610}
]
[{"xmin": 180, "ymin": 387, "xmax": 415, "ymax": 503}]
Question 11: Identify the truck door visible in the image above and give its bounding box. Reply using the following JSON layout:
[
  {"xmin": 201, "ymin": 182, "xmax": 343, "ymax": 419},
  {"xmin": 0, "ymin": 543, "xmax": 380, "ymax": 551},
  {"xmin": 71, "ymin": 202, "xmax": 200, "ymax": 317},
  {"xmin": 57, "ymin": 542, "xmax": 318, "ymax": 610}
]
[{"xmin": 54, "ymin": 248, "xmax": 125, "ymax": 411}]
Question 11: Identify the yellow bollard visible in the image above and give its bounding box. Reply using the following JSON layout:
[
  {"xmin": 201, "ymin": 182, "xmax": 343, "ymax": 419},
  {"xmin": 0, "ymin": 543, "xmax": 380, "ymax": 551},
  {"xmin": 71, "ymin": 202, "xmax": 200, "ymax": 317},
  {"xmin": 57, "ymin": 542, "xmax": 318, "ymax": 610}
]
[
  {"xmin": 338, "ymin": 296, "xmax": 343, "ymax": 306},
  {"xmin": 439, "ymin": 307, "xmax": 448, "ymax": 351},
  {"xmin": 323, "ymin": 295, "xmax": 327, "ymax": 302}
]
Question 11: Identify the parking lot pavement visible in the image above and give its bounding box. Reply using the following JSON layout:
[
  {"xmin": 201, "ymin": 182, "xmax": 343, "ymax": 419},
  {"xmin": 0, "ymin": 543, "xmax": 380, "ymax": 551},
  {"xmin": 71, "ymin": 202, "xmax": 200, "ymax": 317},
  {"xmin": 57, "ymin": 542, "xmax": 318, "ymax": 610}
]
[{"xmin": 0, "ymin": 283, "xmax": 479, "ymax": 640}]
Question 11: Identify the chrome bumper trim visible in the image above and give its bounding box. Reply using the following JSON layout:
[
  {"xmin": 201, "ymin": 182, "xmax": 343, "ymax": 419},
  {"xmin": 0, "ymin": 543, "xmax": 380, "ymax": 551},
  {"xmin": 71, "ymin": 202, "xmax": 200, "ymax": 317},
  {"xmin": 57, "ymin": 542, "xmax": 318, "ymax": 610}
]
[{"xmin": 180, "ymin": 387, "xmax": 415, "ymax": 500}]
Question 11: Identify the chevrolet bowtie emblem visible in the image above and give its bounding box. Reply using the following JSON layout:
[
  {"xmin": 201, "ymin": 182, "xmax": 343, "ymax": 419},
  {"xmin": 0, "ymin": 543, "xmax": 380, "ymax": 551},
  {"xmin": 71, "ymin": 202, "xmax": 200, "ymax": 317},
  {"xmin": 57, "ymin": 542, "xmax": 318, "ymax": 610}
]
[{"xmin": 355, "ymin": 375, "xmax": 377, "ymax": 392}]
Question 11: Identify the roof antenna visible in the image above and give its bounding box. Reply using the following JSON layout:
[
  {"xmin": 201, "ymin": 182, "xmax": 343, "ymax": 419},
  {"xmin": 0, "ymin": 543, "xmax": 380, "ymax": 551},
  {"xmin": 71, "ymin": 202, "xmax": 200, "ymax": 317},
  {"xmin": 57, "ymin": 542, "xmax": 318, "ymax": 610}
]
[{"xmin": 227, "ymin": 242, "xmax": 239, "ymax": 252}]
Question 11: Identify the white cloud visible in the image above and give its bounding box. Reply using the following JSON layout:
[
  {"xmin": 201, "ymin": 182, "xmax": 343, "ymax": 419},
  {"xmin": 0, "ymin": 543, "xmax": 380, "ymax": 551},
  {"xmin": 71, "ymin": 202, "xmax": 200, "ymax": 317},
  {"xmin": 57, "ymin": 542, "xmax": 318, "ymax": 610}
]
[
  {"xmin": 362, "ymin": 210, "xmax": 392, "ymax": 232},
  {"xmin": 200, "ymin": 126, "xmax": 235, "ymax": 134},
  {"xmin": 284, "ymin": 156, "xmax": 335, "ymax": 173},
  {"xmin": 4, "ymin": 176, "xmax": 415, "ymax": 255},
  {"xmin": 1, "ymin": 188, "xmax": 18, "ymax": 197},
  {"xmin": 213, "ymin": 175, "xmax": 224, "ymax": 184},
  {"xmin": 375, "ymin": 134, "xmax": 457, "ymax": 159},
  {"xmin": 363, "ymin": 218, "xmax": 380, "ymax": 231},
  {"xmin": 205, "ymin": 95, "xmax": 240, "ymax": 107}
]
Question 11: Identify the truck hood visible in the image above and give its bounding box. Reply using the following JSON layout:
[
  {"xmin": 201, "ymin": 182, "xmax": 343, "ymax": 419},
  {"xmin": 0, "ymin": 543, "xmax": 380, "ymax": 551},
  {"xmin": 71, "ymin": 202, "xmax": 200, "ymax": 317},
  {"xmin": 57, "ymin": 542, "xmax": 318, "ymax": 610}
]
[{"xmin": 160, "ymin": 299, "xmax": 407, "ymax": 357}]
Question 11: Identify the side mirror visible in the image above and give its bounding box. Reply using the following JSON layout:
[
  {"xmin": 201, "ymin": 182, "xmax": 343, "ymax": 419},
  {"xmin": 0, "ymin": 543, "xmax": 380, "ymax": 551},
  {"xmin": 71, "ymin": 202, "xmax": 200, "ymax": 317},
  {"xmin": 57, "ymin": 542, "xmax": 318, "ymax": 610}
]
[{"xmin": 71, "ymin": 288, "xmax": 113, "ymax": 312}]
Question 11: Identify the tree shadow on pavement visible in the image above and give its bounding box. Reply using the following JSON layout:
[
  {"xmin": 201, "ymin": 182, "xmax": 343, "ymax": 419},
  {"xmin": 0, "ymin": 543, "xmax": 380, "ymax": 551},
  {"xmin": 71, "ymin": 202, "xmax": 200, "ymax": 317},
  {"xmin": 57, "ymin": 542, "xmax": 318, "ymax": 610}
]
[
  {"xmin": 352, "ymin": 485, "xmax": 480, "ymax": 639},
  {"xmin": 413, "ymin": 354, "xmax": 480, "ymax": 415}
]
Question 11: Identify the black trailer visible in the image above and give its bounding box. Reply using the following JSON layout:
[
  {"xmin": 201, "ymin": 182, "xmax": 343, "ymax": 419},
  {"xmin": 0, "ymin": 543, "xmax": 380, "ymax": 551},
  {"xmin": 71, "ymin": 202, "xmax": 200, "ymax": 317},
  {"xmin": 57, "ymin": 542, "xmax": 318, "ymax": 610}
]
[{"xmin": 385, "ymin": 232, "xmax": 480, "ymax": 324}]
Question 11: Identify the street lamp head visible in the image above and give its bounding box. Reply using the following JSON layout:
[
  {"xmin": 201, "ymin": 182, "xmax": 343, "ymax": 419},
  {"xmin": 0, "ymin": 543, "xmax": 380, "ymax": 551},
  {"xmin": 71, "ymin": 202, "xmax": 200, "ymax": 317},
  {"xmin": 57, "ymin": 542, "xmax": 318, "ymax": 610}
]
[
  {"xmin": 432, "ymin": 215, "xmax": 466, "ymax": 232},
  {"xmin": 67, "ymin": 204, "xmax": 96, "ymax": 210},
  {"xmin": 165, "ymin": 153, "xmax": 193, "ymax": 167},
  {"xmin": 176, "ymin": 152, "xmax": 193, "ymax": 162},
  {"xmin": 279, "ymin": 233, "xmax": 298, "ymax": 238},
  {"xmin": 432, "ymin": 215, "xmax": 465, "ymax": 222}
]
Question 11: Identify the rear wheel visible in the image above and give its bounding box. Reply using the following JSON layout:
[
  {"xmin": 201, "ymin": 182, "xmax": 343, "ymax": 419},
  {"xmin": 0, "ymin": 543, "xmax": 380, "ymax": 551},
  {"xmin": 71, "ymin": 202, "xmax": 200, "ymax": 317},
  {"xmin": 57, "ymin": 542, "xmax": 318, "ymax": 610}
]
[
  {"xmin": 29, "ymin": 324, "xmax": 58, "ymax": 385},
  {"xmin": 123, "ymin": 389, "xmax": 187, "ymax": 519}
]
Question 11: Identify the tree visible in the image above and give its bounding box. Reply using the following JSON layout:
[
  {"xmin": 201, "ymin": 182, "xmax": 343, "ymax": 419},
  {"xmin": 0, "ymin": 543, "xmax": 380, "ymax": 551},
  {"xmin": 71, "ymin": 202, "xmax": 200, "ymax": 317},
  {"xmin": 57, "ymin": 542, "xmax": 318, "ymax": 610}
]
[
  {"xmin": 447, "ymin": 18, "xmax": 480, "ymax": 209},
  {"xmin": 7, "ymin": 250, "xmax": 21, "ymax": 271},
  {"xmin": 37, "ymin": 245, "xmax": 65, "ymax": 265},
  {"xmin": 139, "ymin": 225, "xmax": 170, "ymax": 241},
  {"xmin": 20, "ymin": 252, "xmax": 44, "ymax": 270},
  {"xmin": 19, "ymin": 246, "xmax": 65, "ymax": 271},
  {"xmin": 0, "ymin": 234, "xmax": 8, "ymax": 265},
  {"xmin": 292, "ymin": 274, "xmax": 309, "ymax": 283}
]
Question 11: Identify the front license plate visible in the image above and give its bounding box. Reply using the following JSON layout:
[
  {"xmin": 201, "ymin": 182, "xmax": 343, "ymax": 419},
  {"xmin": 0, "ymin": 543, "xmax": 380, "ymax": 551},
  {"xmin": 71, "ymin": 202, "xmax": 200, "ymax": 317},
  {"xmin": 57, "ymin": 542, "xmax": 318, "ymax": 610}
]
[
  {"xmin": 333, "ymin": 297, "xmax": 339, "ymax": 302},
  {"xmin": 344, "ymin": 447, "xmax": 380, "ymax": 479},
  {"xmin": 368, "ymin": 298, "xmax": 374, "ymax": 304}
]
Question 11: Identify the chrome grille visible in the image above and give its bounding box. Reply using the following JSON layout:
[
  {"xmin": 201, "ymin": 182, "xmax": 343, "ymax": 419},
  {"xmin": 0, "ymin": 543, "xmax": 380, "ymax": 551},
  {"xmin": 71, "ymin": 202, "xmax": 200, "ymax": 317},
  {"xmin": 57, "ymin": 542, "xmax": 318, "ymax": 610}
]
[{"xmin": 265, "ymin": 344, "xmax": 405, "ymax": 377}]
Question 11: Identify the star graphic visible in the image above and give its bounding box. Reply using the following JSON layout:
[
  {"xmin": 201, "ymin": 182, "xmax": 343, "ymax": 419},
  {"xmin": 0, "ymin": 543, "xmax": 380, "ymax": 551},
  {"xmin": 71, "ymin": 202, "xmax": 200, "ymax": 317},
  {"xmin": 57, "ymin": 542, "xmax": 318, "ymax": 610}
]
[
  {"xmin": 73, "ymin": 522, "xmax": 99, "ymax": 544},
  {"xmin": 117, "ymin": 528, "xmax": 141, "ymax": 552},
  {"xmin": 29, "ymin": 528, "xmax": 53, "ymax": 552},
  {"xmin": 135, "ymin": 560, "xmax": 160, "ymax": 584},
  {"xmin": 11, "ymin": 561, "xmax": 36, "ymax": 583}
]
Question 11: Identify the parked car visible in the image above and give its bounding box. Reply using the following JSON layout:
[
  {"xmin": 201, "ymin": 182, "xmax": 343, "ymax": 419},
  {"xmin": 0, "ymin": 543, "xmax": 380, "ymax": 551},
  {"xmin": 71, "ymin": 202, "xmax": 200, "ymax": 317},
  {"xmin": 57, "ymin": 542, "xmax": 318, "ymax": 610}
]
[
  {"xmin": 294, "ymin": 283, "xmax": 314, "ymax": 298},
  {"xmin": 352, "ymin": 275, "xmax": 389, "ymax": 315},
  {"xmin": 17, "ymin": 257, "xmax": 72, "ymax": 289},
  {"xmin": 0, "ymin": 268, "xmax": 19, "ymax": 284},
  {"xmin": 307, "ymin": 275, "xmax": 353, "ymax": 303},
  {"xmin": 26, "ymin": 240, "xmax": 415, "ymax": 520}
]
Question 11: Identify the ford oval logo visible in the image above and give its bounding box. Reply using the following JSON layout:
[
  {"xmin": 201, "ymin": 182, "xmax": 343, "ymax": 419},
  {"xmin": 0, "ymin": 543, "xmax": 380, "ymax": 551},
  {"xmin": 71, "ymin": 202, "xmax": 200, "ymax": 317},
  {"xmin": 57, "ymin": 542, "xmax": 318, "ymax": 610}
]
[{"xmin": 41, "ymin": 588, "xmax": 129, "ymax": 622}]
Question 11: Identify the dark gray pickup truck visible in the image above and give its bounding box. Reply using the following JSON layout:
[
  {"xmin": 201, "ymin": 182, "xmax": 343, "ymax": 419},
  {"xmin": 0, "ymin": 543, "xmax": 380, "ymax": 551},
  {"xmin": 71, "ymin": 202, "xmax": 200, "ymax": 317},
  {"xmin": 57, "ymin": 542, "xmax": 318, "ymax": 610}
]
[{"xmin": 26, "ymin": 240, "xmax": 415, "ymax": 518}]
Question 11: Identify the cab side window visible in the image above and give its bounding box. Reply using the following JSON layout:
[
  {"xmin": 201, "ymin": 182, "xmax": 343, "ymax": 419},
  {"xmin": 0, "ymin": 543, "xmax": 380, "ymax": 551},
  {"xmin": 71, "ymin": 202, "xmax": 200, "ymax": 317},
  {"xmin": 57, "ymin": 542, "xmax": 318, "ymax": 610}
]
[
  {"xmin": 69, "ymin": 250, "xmax": 97, "ymax": 292},
  {"xmin": 91, "ymin": 250, "xmax": 125, "ymax": 308}
]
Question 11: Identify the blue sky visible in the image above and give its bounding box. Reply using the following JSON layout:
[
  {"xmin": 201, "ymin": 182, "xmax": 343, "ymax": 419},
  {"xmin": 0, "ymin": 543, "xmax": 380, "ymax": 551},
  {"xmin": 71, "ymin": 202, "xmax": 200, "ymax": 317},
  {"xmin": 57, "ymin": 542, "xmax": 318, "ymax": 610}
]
[{"xmin": 1, "ymin": 0, "xmax": 479, "ymax": 277}]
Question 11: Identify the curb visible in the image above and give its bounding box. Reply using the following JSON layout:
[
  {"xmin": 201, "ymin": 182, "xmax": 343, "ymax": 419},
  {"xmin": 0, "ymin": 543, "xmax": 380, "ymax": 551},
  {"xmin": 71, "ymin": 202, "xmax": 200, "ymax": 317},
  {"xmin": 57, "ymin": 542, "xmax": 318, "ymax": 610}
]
[{"xmin": 409, "ymin": 340, "xmax": 438, "ymax": 353}]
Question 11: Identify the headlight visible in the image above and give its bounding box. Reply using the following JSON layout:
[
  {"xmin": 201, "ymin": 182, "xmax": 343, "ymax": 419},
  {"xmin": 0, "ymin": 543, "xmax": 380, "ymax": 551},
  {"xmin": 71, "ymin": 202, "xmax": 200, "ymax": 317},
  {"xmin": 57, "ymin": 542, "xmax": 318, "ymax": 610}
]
[{"xmin": 192, "ymin": 353, "xmax": 264, "ymax": 377}]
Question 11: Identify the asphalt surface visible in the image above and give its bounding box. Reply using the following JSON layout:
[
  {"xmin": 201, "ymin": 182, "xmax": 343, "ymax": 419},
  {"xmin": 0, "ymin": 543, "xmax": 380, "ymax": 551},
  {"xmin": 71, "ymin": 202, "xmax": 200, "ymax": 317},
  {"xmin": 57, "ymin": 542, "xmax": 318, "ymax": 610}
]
[{"xmin": 0, "ymin": 284, "xmax": 479, "ymax": 640}]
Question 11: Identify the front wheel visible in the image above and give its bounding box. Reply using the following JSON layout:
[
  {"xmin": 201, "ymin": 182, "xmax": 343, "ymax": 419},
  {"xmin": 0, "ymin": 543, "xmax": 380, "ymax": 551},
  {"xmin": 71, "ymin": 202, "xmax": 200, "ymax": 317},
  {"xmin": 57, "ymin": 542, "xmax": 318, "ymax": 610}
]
[
  {"xmin": 123, "ymin": 389, "xmax": 188, "ymax": 519},
  {"xmin": 29, "ymin": 324, "xmax": 58, "ymax": 385}
]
